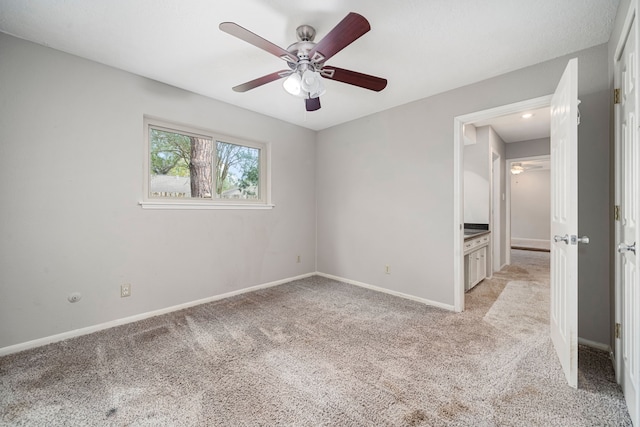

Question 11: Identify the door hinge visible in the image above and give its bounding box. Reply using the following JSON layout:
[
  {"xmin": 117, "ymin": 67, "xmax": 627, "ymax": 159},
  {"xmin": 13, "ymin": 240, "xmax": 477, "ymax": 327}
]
[
  {"xmin": 615, "ymin": 323, "xmax": 621, "ymax": 339},
  {"xmin": 614, "ymin": 88, "xmax": 621, "ymax": 104},
  {"xmin": 615, "ymin": 205, "xmax": 621, "ymax": 221}
]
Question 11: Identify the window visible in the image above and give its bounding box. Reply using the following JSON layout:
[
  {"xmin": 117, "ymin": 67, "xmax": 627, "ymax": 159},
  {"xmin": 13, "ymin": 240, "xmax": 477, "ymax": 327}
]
[{"xmin": 141, "ymin": 118, "xmax": 272, "ymax": 209}]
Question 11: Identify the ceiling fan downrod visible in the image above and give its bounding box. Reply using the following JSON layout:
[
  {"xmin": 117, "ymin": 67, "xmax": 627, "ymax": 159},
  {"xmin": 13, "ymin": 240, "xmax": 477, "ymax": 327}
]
[{"xmin": 296, "ymin": 25, "xmax": 316, "ymax": 42}]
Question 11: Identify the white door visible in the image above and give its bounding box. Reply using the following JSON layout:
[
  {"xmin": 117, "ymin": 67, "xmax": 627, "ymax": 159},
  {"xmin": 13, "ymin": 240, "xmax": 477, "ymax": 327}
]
[
  {"xmin": 616, "ymin": 14, "xmax": 640, "ymax": 424},
  {"xmin": 550, "ymin": 58, "xmax": 579, "ymax": 389}
]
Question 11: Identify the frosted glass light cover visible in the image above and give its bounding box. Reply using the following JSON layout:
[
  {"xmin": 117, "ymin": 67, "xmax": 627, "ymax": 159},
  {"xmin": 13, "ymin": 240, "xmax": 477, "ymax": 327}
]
[
  {"xmin": 283, "ymin": 73, "xmax": 302, "ymax": 96},
  {"xmin": 301, "ymin": 70, "xmax": 320, "ymax": 93}
]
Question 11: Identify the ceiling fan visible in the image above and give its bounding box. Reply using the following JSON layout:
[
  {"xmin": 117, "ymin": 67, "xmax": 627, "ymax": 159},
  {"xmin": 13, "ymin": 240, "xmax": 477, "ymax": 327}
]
[
  {"xmin": 510, "ymin": 162, "xmax": 544, "ymax": 175},
  {"xmin": 219, "ymin": 12, "xmax": 387, "ymax": 112}
]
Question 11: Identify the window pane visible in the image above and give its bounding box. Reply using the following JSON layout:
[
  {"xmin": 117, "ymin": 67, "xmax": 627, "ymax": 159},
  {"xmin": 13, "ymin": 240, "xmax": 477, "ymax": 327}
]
[
  {"xmin": 216, "ymin": 141, "xmax": 260, "ymax": 200},
  {"xmin": 149, "ymin": 128, "xmax": 213, "ymax": 198}
]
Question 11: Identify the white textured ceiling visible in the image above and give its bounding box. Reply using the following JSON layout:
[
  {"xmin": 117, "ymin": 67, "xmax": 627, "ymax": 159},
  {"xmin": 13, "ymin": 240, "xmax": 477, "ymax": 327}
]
[{"xmin": 0, "ymin": 0, "xmax": 619, "ymax": 131}]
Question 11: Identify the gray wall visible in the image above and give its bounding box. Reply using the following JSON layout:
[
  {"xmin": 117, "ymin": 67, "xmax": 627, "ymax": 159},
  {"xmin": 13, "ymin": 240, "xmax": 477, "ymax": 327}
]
[
  {"xmin": 577, "ymin": 89, "xmax": 611, "ymax": 346},
  {"xmin": 505, "ymin": 138, "xmax": 550, "ymax": 159},
  {"xmin": 316, "ymin": 43, "xmax": 611, "ymax": 344},
  {"xmin": 464, "ymin": 126, "xmax": 491, "ymax": 224},
  {"xmin": 0, "ymin": 34, "xmax": 317, "ymax": 349},
  {"xmin": 511, "ymin": 170, "xmax": 551, "ymax": 241}
]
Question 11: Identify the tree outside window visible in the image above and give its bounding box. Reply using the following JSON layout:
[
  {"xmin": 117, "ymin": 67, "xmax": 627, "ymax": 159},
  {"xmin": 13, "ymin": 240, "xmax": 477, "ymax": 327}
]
[{"xmin": 149, "ymin": 126, "xmax": 262, "ymax": 201}]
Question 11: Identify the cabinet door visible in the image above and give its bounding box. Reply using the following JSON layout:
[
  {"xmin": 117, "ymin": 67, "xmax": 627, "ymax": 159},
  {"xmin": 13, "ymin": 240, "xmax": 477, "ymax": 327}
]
[
  {"xmin": 469, "ymin": 252, "xmax": 478, "ymax": 287},
  {"xmin": 478, "ymin": 247, "xmax": 487, "ymax": 281}
]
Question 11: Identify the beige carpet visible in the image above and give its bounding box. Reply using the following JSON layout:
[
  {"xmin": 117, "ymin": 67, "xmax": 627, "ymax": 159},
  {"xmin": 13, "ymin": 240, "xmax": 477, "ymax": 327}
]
[{"xmin": 0, "ymin": 250, "xmax": 631, "ymax": 425}]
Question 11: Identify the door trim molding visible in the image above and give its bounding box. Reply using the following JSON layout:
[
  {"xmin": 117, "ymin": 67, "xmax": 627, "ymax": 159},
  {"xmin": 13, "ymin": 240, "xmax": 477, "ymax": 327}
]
[{"xmin": 491, "ymin": 150, "xmax": 501, "ymax": 275}]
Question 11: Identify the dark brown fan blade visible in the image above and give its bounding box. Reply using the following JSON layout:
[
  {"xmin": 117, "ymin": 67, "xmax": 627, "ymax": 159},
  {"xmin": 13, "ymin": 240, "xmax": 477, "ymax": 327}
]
[
  {"xmin": 305, "ymin": 97, "xmax": 321, "ymax": 111},
  {"xmin": 308, "ymin": 12, "xmax": 370, "ymax": 63},
  {"xmin": 322, "ymin": 66, "xmax": 387, "ymax": 92},
  {"xmin": 232, "ymin": 70, "xmax": 292, "ymax": 92},
  {"xmin": 220, "ymin": 22, "xmax": 298, "ymax": 63}
]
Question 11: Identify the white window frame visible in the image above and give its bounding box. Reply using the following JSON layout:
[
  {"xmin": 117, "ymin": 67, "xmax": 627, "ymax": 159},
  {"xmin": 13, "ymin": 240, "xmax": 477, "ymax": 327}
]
[{"xmin": 140, "ymin": 117, "xmax": 273, "ymax": 210}]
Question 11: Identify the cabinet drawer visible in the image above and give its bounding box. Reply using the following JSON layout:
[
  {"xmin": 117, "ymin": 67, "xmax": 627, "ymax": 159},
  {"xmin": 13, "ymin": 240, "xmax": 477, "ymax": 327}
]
[{"xmin": 463, "ymin": 232, "xmax": 491, "ymax": 254}]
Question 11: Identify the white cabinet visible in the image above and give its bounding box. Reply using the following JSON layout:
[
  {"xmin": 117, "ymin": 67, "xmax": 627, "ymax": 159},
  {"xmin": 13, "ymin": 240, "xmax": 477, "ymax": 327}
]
[
  {"xmin": 465, "ymin": 247, "xmax": 486, "ymax": 290},
  {"xmin": 464, "ymin": 233, "xmax": 490, "ymax": 291}
]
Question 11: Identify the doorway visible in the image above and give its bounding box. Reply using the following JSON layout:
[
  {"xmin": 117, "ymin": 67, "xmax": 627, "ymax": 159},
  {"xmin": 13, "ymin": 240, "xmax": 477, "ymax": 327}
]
[
  {"xmin": 453, "ymin": 95, "xmax": 552, "ymax": 312},
  {"xmin": 454, "ymin": 59, "xmax": 581, "ymax": 388},
  {"xmin": 505, "ymin": 155, "xmax": 551, "ymax": 263}
]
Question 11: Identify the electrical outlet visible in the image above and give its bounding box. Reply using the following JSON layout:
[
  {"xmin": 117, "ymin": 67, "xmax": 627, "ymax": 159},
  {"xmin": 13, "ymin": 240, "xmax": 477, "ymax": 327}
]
[
  {"xmin": 297, "ymin": 255, "xmax": 301, "ymax": 263},
  {"xmin": 121, "ymin": 283, "xmax": 131, "ymax": 298},
  {"xmin": 385, "ymin": 265, "xmax": 391, "ymax": 274}
]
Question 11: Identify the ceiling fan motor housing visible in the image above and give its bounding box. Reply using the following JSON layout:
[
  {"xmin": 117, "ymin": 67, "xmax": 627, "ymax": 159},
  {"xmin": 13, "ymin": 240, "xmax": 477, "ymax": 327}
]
[
  {"xmin": 286, "ymin": 40, "xmax": 320, "ymax": 70},
  {"xmin": 296, "ymin": 25, "xmax": 316, "ymax": 42}
]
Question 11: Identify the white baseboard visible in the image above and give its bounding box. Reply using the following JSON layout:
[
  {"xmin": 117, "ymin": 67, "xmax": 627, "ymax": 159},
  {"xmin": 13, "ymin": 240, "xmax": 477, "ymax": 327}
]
[
  {"xmin": 10, "ymin": 271, "xmax": 596, "ymax": 357},
  {"xmin": 578, "ymin": 337, "xmax": 611, "ymax": 353},
  {"xmin": 0, "ymin": 272, "xmax": 316, "ymax": 357},
  {"xmin": 511, "ymin": 238, "xmax": 550, "ymax": 250},
  {"xmin": 316, "ymin": 272, "xmax": 455, "ymax": 312}
]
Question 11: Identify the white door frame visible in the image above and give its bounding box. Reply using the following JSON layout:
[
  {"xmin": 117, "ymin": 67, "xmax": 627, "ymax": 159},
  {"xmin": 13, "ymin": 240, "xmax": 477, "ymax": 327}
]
[
  {"xmin": 505, "ymin": 154, "xmax": 551, "ymax": 261},
  {"xmin": 614, "ymin": 20, "xmax": 625, "ymax": 385},
  {"xmin": 453, "ymin": 95, "xmax": 552, "ymax": 312},
  {"xmin": 491, "ymin": 151, "xmax": 501, "ymax": 274}
]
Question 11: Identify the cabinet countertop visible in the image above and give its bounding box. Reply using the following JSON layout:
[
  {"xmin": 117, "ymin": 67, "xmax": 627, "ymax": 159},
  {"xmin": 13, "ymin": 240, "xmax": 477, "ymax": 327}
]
[{"xmin": 464, "ymin": 230, "xmax": 491, "ymax": 241}]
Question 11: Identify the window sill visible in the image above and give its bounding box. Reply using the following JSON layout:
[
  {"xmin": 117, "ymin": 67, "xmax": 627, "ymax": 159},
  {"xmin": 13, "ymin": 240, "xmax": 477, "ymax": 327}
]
[{"xmin": 139, "ymin": 200, "xmax": 275, "ymax": 210}]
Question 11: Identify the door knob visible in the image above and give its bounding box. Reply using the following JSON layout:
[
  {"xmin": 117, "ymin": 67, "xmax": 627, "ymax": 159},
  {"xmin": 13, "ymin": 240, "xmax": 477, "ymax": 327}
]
[
  {"xmin": 571, "ymin": 235, "xmax": 590, "ymax": 245},
  {"xmin": 554, "ymin": 234, "xmax": 569, "ymax": 244},
  {"xmin": 618, "ymin": 242, "xmax": 636, "ymax": 254}
]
